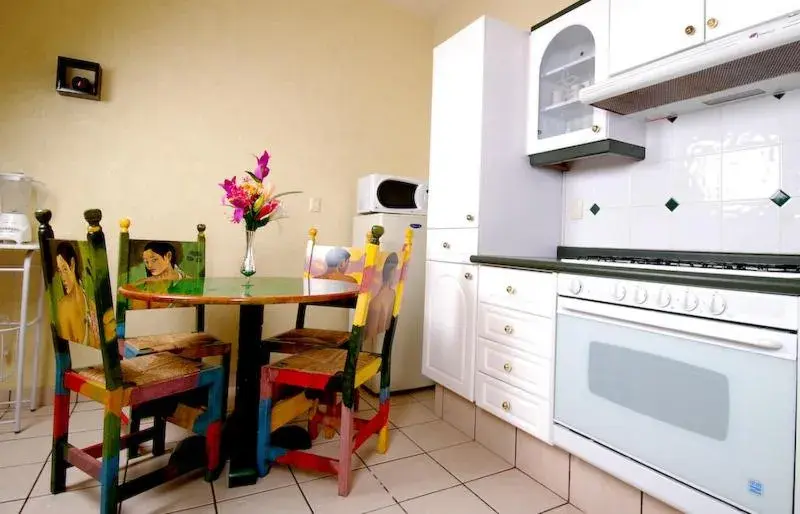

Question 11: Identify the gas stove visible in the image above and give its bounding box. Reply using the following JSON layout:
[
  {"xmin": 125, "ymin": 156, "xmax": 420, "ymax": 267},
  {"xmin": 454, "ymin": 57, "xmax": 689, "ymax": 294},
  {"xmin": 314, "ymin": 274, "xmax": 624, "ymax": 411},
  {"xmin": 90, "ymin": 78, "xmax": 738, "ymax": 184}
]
[{"xmin": 555, "ymin": 248, "xmax": 800, "ymax": 329}]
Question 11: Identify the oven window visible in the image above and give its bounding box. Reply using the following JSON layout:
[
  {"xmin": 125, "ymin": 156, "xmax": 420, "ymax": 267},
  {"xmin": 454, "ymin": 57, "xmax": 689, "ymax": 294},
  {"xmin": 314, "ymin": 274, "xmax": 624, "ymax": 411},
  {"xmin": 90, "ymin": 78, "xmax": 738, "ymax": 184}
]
[
  {"xmin": 588, "ymin": 342, "xmax": 730, "ymax": 440},
  {"xmin": 376, "ymin": 180, "xmax": 418, "ymax": 208}
]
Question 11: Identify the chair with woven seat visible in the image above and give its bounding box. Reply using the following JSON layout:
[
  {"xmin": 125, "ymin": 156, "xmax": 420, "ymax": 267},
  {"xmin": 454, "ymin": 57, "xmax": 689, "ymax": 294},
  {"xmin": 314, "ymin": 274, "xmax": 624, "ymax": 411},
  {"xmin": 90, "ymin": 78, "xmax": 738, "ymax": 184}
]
[
  {"xmin": 36, "ymin": 209, "xmax": 225, "ymax": 514},
  {"xmin": 256, "ymin": 225, "xmax": 414, "ymax": 496},
  {"xmin": 262, "ymin": 227, "xmax": 363, "ymax": 354},
  {"xmin": 115, "ymin": 218, "xmax": 231, "ymax": 454}
]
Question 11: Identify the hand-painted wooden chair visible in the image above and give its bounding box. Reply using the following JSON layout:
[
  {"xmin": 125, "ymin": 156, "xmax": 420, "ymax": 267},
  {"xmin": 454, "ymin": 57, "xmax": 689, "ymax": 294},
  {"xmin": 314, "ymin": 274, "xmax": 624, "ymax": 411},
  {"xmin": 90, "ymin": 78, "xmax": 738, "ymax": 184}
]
[
  {"xmin": 256, "ymin": 225, "xmax": 413, "ymax": 496},
  {"xmin": 36, "ymin": 209, "xmax": 225, "ymax": 514},
  {"xmin": 262, "ymin": 227, "xmax": 363, "ymax": 354},
  {"xmin": 115, "ymin": 218, "xmax": 232, "ymax": 454}
]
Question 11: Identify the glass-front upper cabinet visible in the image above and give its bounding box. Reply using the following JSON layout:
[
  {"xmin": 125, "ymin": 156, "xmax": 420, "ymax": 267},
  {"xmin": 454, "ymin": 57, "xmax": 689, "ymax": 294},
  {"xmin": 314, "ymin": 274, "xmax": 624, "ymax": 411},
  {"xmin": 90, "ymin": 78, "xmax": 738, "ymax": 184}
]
[{"xmin": 527, "ymin": 0, "xmax": 645, "ymax": 169}]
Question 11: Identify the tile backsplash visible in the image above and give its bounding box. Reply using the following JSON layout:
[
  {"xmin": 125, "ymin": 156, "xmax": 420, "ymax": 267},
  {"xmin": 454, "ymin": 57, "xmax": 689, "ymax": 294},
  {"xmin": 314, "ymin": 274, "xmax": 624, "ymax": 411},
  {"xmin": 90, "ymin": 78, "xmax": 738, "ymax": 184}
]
[{"xmin": 562, "ymin": 90, "xmax": 800, "ymax": 253}]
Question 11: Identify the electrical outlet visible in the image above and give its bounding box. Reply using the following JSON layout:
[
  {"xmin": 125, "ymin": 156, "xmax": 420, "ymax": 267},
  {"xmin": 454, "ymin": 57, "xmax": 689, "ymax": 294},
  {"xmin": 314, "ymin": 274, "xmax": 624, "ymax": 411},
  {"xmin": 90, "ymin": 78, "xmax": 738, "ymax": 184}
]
[
  {"xmin": 309, "ymin": 197, "xmax": 322, "ymax": 213},
  {"xmin": 569, "ymin": 199, "xmax": 584, "ymax": 220}
]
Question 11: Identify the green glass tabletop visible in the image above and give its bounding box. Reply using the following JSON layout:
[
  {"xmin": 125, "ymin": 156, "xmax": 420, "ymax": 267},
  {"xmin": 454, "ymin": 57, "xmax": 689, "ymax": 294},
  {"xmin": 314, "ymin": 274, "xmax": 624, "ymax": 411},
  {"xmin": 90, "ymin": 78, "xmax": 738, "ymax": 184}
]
[{"xmin": 118, "ymin": 276, "xmax": 359, "ymax": 306}]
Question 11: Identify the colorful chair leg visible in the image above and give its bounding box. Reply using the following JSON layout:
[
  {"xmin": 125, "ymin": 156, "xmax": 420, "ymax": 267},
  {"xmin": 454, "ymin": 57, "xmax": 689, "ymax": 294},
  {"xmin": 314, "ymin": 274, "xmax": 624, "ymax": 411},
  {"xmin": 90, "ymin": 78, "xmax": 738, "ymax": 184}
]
[
  {"xmin": 200, "ymin": 367, "xmax": 224, "ymax": 481},
  {"xmin": 256, "ymin": 372, "xmax": 274, "ymax": 478},
  {"xmin": 376, "ymin": 388, "xmax": 390, "ymax": 454},
  {"xmin": 100, "ymin": 403, "xmax": 123, "ymax": 514},
  {"xmin": 337, "ymin": 406, "xmax": 354, "ymax": 495},
  {"xmin": 51, "ymin": 390, "xmax": 70, "ymax": 494}
]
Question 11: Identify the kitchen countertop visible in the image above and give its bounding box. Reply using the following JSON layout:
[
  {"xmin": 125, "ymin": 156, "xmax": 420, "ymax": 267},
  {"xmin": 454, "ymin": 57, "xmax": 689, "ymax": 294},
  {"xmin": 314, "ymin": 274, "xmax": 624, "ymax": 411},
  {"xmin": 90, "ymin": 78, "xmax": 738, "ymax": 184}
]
[{"xmin": 470, "ymin": 255, "xmax": 800, "ymax": 296}]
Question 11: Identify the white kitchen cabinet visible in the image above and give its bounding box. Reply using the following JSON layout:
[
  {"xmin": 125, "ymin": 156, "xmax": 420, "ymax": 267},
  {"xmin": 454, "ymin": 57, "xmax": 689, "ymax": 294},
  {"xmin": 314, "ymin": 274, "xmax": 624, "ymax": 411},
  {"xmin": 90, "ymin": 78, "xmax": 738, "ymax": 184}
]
[
  {"xmin": 704, "ymin": 0, "xmax": 800, "ymax": 40},
  {"xmin": 528, "ymin": 0, "xmax": 644, "ymax": 166},
  {"xmin": 422, "ymin": 261, "xmax": 478, "ymax": 401},
  {"xmin": 427, "ymin": 19, "xmax": 483, "ymax": 230},
  {"xmin": 424, "ymin": 16, "xmax": 563, "ymax": 402},
  {"xmin": 609, "ymin": 0, "xmax": 704, "ymax": 76}
]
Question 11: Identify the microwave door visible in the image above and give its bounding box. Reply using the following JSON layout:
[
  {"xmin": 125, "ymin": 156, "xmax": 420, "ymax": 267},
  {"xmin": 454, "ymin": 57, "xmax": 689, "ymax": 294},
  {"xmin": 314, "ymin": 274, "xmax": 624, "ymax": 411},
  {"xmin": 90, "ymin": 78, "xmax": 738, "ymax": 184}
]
[{"xmin": 376, "ymin": 180, "xmax": 420, "ymax": 209}]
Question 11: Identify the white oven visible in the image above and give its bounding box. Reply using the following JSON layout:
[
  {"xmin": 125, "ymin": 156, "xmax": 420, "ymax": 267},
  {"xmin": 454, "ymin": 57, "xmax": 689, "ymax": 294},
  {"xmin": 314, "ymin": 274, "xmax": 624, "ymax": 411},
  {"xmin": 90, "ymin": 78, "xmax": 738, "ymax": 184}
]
[{"xmin": 554, "ymin": 274, "xmax": 798, "ymax": 514}]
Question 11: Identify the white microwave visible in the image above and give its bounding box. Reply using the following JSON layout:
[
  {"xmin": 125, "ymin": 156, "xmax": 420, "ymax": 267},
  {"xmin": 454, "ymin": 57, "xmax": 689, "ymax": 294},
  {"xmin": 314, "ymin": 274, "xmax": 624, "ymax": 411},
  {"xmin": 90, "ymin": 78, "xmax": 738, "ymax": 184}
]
[{"xmin": 357, "ymin": 174, "xmax": 428, "ymax": 215}]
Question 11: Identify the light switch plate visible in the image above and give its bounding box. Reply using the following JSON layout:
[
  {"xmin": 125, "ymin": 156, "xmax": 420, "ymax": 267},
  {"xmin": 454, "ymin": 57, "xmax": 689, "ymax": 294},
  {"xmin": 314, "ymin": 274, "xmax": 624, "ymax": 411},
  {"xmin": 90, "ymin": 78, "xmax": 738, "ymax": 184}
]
[{"xmin": 309, "ymin": 197, "xmax": 322, "ymax": 213}]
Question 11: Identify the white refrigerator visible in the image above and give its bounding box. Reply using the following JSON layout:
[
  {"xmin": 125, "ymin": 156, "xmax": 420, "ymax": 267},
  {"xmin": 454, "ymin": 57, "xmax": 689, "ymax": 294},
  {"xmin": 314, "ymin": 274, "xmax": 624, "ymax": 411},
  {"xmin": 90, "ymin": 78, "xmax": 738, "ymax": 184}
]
[{"xmin": 352, "ymin": 213, "xmax": 433, "ymax": 393}]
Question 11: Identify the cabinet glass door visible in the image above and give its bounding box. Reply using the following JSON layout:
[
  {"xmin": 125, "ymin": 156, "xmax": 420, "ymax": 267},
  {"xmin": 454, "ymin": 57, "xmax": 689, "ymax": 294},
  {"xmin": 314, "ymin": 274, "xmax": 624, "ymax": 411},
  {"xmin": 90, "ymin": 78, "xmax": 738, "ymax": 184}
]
[{"xmin": 538, "ymin": 26, "xmax": 596, "ymax": 141}]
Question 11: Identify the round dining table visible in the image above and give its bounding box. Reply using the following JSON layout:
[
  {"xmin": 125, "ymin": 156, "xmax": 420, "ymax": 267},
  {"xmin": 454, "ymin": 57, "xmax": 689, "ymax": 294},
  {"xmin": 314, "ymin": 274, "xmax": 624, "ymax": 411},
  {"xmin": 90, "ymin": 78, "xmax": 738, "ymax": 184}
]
[{"xmin": 118, "ymin": 276, "xmax": 359, "ymax": 487}]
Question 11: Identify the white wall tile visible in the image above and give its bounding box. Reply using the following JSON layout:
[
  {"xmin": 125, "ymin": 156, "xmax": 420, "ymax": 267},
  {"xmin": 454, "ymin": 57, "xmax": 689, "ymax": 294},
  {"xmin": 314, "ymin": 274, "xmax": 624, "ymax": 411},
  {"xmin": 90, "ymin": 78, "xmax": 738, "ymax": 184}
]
[
  {"xmin": 779, "ymin": 199, "xmax": 800, "ymax": 253},
  {"xmin": 721, "ymin": 146, "xmax": 780, "ymax": 201},
  {"xmin": 562, "ymin": 94, "xmax": 799, "ymax": 254},
  {"xmin": 629, "ymin": 206, "xmax": 670, "ymax": 249},
  {"xmin": 670, "ymin": 107, "xmax": 722, "ymax": 159},
  {"xmin": 780, "ymin": 142, "xmax": 800, "ymax": 197},
  {"xmin": 630, "ymin": 160, "xmax": 670, "ymax": 206},
  {"xmin": 721, "ymin": 95, "xmax": 782, "ymax": 151},
  {"xmin": 670, "ymin": 202, "xmax": 722, "ymax": 251},
  {"xmin": 721, "ymin": 200, "xmax": 781, "ymax": 253},
  {"xmin": 671, "ymin": 154, "xmax": 722, "ymax": 203}
]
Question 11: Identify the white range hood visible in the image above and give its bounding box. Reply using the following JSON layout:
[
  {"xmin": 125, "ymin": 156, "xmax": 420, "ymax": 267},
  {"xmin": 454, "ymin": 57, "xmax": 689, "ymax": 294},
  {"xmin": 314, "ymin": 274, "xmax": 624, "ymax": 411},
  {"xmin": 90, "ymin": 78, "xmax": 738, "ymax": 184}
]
[{"xmin": 580, "ymin": 13, "xmax": 800, "ymax": 120}]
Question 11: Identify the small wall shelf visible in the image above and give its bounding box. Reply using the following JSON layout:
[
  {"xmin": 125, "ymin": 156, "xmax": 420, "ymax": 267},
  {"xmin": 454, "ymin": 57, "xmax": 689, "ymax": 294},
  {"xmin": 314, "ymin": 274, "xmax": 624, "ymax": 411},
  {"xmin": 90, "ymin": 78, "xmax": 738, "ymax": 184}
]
[{"xmin": 56, "ymin": 56, "xmax": 102, "ymax": 101}]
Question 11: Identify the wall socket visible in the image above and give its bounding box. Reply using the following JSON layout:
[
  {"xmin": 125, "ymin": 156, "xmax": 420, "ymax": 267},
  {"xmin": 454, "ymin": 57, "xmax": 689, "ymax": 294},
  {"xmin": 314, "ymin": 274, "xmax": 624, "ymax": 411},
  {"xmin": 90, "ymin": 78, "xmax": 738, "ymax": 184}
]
[{"xmin": 309, "ymin": 197, "xmax": 322, "ymax": 213}]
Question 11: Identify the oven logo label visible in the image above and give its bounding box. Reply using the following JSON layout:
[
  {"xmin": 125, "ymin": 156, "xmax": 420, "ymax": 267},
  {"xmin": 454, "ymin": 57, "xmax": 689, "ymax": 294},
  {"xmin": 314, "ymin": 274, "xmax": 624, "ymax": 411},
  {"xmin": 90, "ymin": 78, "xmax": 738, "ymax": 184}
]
[{"xmin": 748, "ymin": 480, "xmax": 764, "ymax": 496}]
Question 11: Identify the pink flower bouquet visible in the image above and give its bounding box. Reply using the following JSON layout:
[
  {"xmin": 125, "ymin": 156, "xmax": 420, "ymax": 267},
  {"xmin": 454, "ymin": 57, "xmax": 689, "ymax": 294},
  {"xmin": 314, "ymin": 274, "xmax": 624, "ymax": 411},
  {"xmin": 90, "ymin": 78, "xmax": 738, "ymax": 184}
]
[{"xmin": 220, "ymin": 151, "xmax": 300, "ymax": 231}]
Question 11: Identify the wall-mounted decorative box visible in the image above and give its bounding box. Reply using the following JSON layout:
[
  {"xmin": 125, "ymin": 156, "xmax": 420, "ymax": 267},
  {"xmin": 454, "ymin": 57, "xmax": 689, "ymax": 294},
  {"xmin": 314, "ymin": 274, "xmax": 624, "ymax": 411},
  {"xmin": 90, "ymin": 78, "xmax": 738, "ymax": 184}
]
[{"xmin": 56, "ymin": 56, "xmax": 102, "ymax": 101}]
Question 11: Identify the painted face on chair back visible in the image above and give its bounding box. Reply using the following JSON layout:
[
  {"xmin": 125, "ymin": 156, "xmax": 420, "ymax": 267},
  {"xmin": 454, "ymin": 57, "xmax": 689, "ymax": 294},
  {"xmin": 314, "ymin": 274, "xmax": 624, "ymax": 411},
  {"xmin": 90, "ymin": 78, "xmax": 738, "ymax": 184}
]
[
  {"xmin": 143, "ymin": 249, "xmax": 172, "ymax": 277},
  {"xmin": 56, "ymin": 255, "xmax": 77, "ymax": 294}
]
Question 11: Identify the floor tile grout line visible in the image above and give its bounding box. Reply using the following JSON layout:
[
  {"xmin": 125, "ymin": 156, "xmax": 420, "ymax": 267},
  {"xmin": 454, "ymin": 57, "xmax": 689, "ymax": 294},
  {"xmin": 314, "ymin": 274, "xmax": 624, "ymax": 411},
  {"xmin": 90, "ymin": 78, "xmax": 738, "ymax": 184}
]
[
  {"xmin": 289, "ymin": 466, "xmax": 315, "ymax": 512},
  {"xmin": 209, "ymin": 481, "xmax": 219, "ymax": 514},
  {"xmin": 18, "ymin": 449, "xmax": 51, "ymax": 513},
  {"xmin": 539, "ymin": 501, "xmax": 571, "ymax": 514},
  {"xmin": 514, "ymin": 466, "xmax": 570, "ymax": 504}
]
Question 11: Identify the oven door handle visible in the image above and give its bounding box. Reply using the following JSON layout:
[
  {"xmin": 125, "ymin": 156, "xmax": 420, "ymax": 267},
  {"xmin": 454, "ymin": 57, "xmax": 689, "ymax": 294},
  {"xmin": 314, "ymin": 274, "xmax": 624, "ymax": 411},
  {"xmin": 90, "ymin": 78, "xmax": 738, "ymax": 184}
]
[{"xmin": 559, "ymin": 302, "xmax": 786, "ymax": 353}]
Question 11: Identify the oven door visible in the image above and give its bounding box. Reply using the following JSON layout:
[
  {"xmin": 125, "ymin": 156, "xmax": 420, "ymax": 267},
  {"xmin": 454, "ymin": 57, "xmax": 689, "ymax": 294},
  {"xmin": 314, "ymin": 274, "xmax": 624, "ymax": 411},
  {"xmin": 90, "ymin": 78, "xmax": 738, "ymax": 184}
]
[{"xmin": 555, "ymin": 297, "xmax": 797, "ymax": 514}]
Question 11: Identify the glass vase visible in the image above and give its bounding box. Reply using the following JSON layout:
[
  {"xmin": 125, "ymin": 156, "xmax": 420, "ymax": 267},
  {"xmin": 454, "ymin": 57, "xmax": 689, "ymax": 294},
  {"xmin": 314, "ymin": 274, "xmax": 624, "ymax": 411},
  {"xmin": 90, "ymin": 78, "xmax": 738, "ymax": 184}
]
[{"xmin": 240, "ymin": 229, "xmax": 257, "ymax": 279}]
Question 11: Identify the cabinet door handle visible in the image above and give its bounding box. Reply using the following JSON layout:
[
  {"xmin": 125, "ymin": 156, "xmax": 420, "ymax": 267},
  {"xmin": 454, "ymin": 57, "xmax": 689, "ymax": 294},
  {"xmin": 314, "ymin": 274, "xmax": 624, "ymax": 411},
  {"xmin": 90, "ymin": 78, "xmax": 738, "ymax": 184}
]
[
  {"xmin": 466, "ymin": 214, "xmax": 474, "ymax": 222},
  {"xmin": 707, "ymin": 17, "xmax": 718, "ymax": 29},
  {"xmin": 503, "ymin": 362, "xmax": 512, "ymax": 372},
  {"xmin": 442, "ymin": 242, "xmax": 450, "ymax": 249},
  {"xmin": 506, "ymin": 286, "xmax": 516, "ymax": 295},
  {"xmin": 464, "ymin": 272, "xmax": 473, "ymax": 280},
  {"xmin": 501, "ymin": 401, "xmax": 511, "ymax": 411},
  {"xmin": 591, "ymin": 125, "xmax": 600, "ymax": 133},
  {"xmin": 503, "ymin": 325, "xmax": 514, "ymax": 335},
  {"xmin": 685, "ymin": 25, "xmax": 696, "ymax": 35}
]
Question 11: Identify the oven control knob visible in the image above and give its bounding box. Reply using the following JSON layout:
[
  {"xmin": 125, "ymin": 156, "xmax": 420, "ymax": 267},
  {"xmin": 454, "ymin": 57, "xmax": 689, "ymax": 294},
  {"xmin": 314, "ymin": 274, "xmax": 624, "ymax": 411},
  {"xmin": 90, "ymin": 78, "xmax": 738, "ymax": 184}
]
[
  {"xmin": 657, "ymin": 288, "xmax": 672, "ymax": 308},
  {"xmin": 568, "ymin": 279, "xmax": 583, "ymax": 295},
  {"xmin": 633, "ymin": 286, "xmax": 648, "ymax": 305},
  {"xmin": 612, "ymin": 283, "xmax": 627, "ymax": 301},
  {"xmin": 683, "ymin": 291, "xmax": 699, "ymax": 312},
  {"xmin": 708, "ymin": 294, "xmax": 727, "ymax": 316}
]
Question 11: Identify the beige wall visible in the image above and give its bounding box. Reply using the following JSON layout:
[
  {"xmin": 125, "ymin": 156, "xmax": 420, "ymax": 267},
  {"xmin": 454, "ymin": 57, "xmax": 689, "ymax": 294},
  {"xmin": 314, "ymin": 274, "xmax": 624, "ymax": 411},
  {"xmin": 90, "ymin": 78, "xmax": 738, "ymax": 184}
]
[
  {"xmin": 433, "ymin": 0, "xmax": 574, "ymax": 44},
  {"xmin": 0, "ymin": 0, "xmax": 433, "ymax": 394}
]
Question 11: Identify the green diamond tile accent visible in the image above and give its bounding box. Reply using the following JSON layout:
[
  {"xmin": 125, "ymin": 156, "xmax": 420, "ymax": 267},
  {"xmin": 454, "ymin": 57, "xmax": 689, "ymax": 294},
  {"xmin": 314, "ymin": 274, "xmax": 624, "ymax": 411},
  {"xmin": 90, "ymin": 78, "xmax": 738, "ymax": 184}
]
[
  {"xmin": 590, "ymin": 204, "xmax": 600, "ymax": 215},
  {"xmin": 665, "ymin": 198, "xmax": 680, "ymax": 212},
  {"xmin": 771, "ymin": 189, "xmax": 791, "ymax": 207}
]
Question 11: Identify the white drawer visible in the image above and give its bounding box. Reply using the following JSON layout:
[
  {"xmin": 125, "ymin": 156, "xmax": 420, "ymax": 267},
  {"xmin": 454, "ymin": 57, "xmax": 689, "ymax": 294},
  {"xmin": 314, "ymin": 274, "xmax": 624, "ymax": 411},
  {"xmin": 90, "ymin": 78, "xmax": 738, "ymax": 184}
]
[
  {"xmin": 477, "ymin": 338, "xmax": 552, "ymax": 398},
  {"xmin": 479, "ymin": 266, "xmax": 556, "ymax": 316},
  {"xmin": 478, "ymin": 304, "xmax": 554, "ymax": 360},
  {"xmin": 475, "ymin": 372, "xmax": 552, "ymax": 443},
  {"xmin": 427, "ymin": 228, "xmax": 478, "ymax": 264}
]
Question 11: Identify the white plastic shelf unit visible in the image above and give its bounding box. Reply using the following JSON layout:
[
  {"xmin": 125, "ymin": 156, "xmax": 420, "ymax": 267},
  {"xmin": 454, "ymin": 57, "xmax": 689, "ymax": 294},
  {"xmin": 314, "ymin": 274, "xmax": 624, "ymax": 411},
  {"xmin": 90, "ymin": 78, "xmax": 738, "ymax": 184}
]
[{"xmin": 0, "ymin": 243, "xmax": 45, "ymax": 432}]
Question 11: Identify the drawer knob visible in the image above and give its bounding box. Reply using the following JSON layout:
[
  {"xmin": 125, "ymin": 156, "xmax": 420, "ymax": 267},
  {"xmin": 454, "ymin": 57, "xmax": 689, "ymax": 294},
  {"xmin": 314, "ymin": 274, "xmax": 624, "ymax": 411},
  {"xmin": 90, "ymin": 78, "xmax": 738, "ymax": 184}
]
[
  {"xmin": 707, "ymin": 17, "xmax": 718, "ymax": 29},
  {"xmin": 505, "ymin": 285, "xmax": 516, "ymax": 295},
  {"xmin": 591, "ymin": 124, "xmax": 601, "ymax": 133},
  {"xmin": 466, "ymin": 214, "xmax": 474, "ymax": 222},
  {"xmin": 503, "ymin": 362, "xmax": 512, "ymax": 372},
  {"xmin": 442, "ymin": 242, "xmax": 450, "ymax": 249},
  {"xmin": 501, "ymin": 401, "xmax": 511, "ymax": 411},
  {"xmin": 464, "ymin": 272, "xmax": 473, "ymax": 280},
  {"xmin": 685, "ymin": 24, "xmax": 696, "ymax": 35},
  {"xmin": 503, "ymin": 325, "xmax": 514, "ymax": 335}
]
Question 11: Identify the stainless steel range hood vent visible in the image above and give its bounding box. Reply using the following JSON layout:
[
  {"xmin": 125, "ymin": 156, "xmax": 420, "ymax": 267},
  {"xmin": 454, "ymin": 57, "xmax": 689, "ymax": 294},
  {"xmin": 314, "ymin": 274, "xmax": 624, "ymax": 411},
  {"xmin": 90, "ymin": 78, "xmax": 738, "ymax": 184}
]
[{"xmin": 580, "ymin": 15, "xmax": 800, "ymax": 119}]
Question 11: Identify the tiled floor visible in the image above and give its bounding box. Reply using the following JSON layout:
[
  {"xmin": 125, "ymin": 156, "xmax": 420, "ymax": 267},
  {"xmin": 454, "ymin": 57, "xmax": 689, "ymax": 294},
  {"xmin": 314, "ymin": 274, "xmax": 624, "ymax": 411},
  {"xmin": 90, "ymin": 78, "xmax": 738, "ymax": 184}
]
[{"xmin": 0, "ymin": 388, "xmax": 583, "ymax": 513}]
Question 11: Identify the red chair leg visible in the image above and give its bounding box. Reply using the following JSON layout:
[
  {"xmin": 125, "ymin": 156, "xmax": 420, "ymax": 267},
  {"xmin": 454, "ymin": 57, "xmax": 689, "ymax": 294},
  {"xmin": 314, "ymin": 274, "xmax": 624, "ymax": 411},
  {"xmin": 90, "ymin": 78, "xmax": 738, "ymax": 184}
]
[
  {"xmin": 337, "ymin": 405, "xmax": 354, "ymax": 496},
  {"xmin": 51, "ymin": 392, "xmax": 70, "ymax": 494}
]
